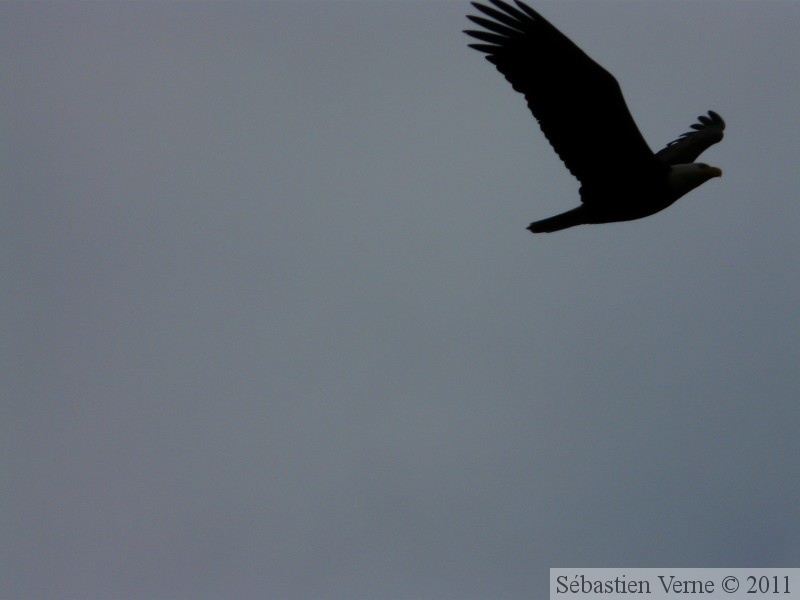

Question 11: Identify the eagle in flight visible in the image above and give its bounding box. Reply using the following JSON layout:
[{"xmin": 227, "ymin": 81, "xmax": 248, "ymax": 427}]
[{"xmin": 464, "ymin": 0, "xmax": 725, "ymax": 233}]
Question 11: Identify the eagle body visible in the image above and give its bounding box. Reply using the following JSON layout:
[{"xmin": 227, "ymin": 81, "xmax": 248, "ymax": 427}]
[
  {"xmin": 533, "ymin": 163, "xmax": 723, "ymax": 232},
  {"xmin": 464, "ymin": 0, "xmax": 725, "ymax": 233}
]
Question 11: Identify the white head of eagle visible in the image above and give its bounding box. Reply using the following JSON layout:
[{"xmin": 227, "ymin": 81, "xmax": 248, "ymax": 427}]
[{"xmin": 667, "ymin": 163, "xmax": 723, "ymax": 200}]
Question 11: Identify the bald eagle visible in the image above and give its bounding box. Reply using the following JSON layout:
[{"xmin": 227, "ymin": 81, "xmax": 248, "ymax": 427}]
[{"xmin": 464, "ymin": 0, "xmax": 725, "ymax": 233}]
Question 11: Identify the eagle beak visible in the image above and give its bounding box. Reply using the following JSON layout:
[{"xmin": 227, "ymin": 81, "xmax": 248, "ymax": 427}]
[{"xmin": 704, "ymin": 166, "xmax": 723, "ymax": 178}]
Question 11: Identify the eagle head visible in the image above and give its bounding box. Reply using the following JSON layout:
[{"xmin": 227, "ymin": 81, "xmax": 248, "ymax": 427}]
[{"xmin": 667, "ymin": 163, "xmax": 722, "ymax": 200}]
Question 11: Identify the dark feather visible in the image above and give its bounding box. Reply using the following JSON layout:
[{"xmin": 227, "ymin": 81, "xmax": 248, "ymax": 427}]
[
  {"xmin": 464, "ymin": 29, "xmax": 509, "ymax": 45},
  {"xmin": 467, "ymin": 15, "xmax": 515, "ymax": 36},
  {"xmin": 472, "ymin": 1, "xmax": 526, "ymax": 30}
]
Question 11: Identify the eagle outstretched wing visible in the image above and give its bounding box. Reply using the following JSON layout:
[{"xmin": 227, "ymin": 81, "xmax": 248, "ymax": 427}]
[
  {"xmin": 464, "ymin": 0, "xmax": 664, "ymax": 188},
  {"xmin": 654, "ymin": 111, "xmax": 726, "ymax": 165}
]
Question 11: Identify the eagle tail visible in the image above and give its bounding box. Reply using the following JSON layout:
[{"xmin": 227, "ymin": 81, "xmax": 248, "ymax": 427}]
[{"xmin": 527, "ymin": 207, "xmax": 585, "ymax": 233}]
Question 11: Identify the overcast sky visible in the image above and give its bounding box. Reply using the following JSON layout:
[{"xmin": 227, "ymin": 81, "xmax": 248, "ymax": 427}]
[{"xmin": 3, "ymin": 1, "xmax": 799, "ymax": 598}]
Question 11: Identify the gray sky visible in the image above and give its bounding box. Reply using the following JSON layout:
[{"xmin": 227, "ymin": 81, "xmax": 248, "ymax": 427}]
[{"xmin": 3, "ymin": 1, "xmax": 799, "ymax": 598}]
